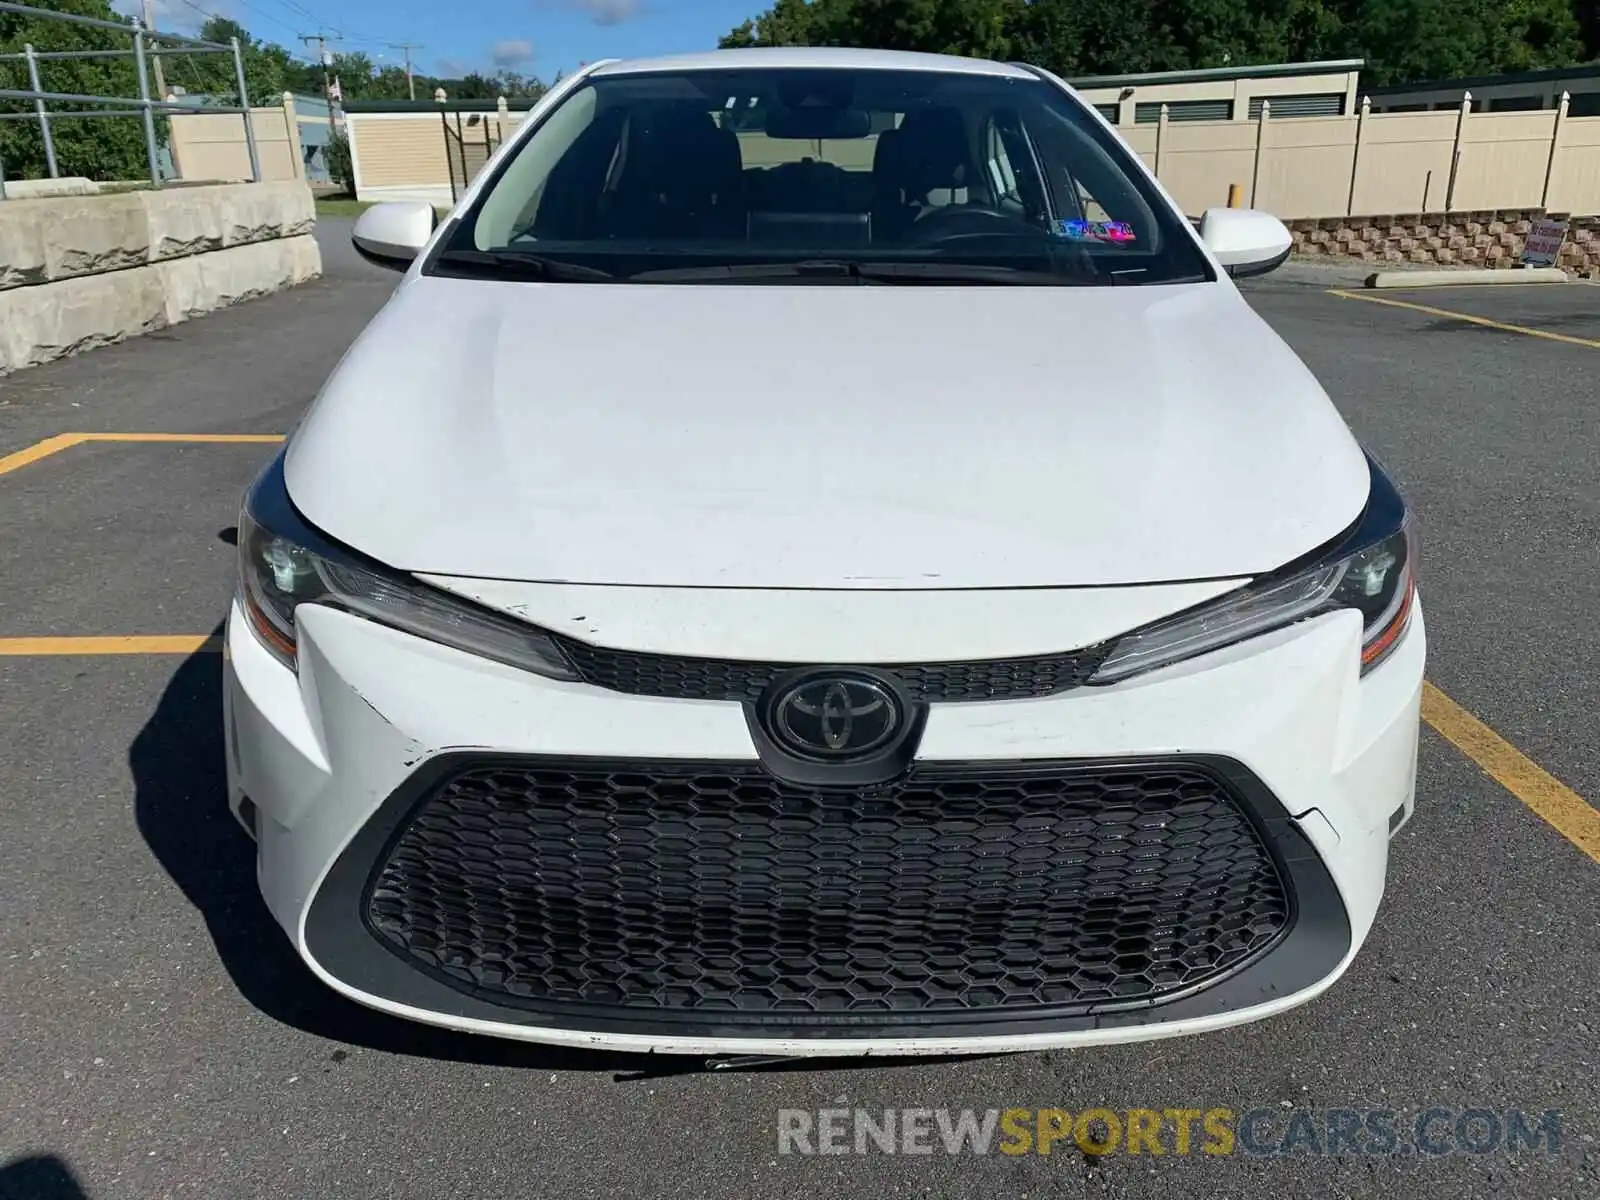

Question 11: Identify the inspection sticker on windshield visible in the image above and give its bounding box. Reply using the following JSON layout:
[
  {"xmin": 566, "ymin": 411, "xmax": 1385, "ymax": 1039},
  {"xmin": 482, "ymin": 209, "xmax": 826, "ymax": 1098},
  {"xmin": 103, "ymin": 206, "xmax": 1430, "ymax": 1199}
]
[{"xmin": 1053, "ymin": 219, "xmax": 1135, "ymax": 243}]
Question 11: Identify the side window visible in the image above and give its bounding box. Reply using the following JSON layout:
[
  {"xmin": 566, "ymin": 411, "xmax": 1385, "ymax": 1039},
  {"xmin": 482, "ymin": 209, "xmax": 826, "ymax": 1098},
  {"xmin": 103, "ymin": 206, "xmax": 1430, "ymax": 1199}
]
[
  {"xmin": 983, "ymin": 118, "xmax": 1022, "ymax": 213},
  {"xmin": 1076, "ymin": 183, "xmax": 1114, "ymax": 224}
]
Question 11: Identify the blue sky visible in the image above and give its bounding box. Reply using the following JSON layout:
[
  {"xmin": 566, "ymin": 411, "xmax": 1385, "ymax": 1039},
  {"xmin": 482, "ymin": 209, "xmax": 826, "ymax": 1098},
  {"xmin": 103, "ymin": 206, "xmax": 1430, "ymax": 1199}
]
[{"xmin": 129, "ymin": 0, "xmax": 765, "ymax": 81}]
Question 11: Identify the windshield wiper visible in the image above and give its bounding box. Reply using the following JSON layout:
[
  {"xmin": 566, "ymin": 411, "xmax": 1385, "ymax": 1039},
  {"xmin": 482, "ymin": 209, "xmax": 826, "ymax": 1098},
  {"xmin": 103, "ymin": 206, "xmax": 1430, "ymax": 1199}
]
[
  {"xmin": 433, "ymin": 248, "xmax": 615, "ymax": 282},
  {"xmin": 629, "ymin": 260, "xmax": 1100, "ymax": 285}
]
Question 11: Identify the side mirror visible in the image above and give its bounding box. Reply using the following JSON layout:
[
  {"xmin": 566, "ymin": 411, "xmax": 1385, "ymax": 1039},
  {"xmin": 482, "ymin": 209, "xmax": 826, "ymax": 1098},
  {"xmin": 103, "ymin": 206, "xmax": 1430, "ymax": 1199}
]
[
  {"xmin": 1198, "ymin": 208, "xmax": 1293, "ymax": 278},
  {"xmin": 351, "ymin": 201, "xmax": 438, "ymax": 271}
]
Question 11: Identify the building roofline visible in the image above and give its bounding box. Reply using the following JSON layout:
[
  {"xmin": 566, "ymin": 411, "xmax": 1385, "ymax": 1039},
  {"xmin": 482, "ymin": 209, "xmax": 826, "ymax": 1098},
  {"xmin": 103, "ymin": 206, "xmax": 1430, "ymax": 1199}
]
[
  {"xmin": 1366, "ymin": 61, "xmax": 1600, "ymax": 96},
  {"xmin": 1067, "ymin": 59, "xmax": 1365, "ymax": 90}
]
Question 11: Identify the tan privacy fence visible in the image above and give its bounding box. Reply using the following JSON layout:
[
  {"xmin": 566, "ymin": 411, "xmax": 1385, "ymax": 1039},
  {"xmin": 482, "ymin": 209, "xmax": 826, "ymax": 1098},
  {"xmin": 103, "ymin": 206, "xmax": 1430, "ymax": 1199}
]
[
  {"xmin": 1122, "ymin": 93, "xmax": 1599, "ymax": 217},
  {"xmin": 346, "ymin": 93, "xmax": 1600, "ymax": 218},
  {"xmin": 168, "ymin": 95, "xmax": 306, "ymax": 184}
]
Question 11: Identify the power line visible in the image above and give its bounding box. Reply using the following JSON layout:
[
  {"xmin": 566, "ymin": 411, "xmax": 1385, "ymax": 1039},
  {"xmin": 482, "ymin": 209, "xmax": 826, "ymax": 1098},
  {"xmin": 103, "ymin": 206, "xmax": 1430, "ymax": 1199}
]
[
  {"xmin": 299, "ymin": 31, "xmax": 344, "ymax": 137},
  {"xmin": 385, "ymin": 41, "xmax": 423, "ymax": 100}
]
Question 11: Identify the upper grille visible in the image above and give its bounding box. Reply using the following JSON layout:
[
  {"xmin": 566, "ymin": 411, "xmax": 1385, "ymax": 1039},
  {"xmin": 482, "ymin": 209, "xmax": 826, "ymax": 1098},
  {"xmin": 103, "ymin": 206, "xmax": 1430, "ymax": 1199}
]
[
  {"xmin": 365, "ymin": 759, "xmax": 1292, "ymax": 1022},
  {"xmin": 553, "ymin": 637, "xmax": 1110, "ymax": 703}
]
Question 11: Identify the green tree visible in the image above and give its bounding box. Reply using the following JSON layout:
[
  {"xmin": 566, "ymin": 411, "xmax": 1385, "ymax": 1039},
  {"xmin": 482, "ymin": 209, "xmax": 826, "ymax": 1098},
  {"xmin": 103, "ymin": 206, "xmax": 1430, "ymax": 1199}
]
[
  {"xmin": 164, "ymin": 17, "xmax": 291, "ymax": 105},
  {"xmin": 719, "ymin": 0, "xmax": 1595, "ymax": 87},
  {"xmin": 1579, "ymin": 0, "xmax": 1600, "ymax": 58},
  {"xmin": 1007, "ymin": 0, "xmax": 1182, "ymax": 75},
  {"xmin": 721, "ymin": 0, "xmax": 829, "ymax": 46},
  {"xmin": 0, "ymin": 0, "xmax": 153, "ymax": 181},
  {"xmin": 1349, "ymin": 0, "xmax": 1583, "ymax": 85}
]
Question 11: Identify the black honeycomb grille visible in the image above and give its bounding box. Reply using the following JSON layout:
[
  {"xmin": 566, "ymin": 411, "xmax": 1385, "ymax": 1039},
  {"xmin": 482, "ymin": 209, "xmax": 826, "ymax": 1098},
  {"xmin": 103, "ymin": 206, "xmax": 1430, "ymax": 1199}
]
[
  {"xmin": 365, "ymin": 759, "xmax": 1292, "ymax": 1022},
  {"xmin": 553, "ymin": 637, "xmax": 1110, "ymax": 703}
]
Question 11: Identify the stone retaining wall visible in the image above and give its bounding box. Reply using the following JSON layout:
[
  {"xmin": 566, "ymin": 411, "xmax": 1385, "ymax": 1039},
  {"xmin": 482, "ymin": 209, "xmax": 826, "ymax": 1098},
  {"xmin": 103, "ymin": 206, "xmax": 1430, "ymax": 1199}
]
[
  {"xmin": 0, "ymin": 181, "xmax": 321, "ymax": 374},
  {"xmin": 1289, "ymin": 210, "xmax": 1600, "ymax": 279}
]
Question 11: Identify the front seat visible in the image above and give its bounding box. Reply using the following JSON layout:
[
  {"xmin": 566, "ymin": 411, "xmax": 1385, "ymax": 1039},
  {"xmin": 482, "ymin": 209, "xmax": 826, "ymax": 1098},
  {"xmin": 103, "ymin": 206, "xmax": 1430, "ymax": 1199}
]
[
  {"xmin": 600, "ymin": 108, "xmax": 746, "ymax": 240},
  {"xmin": 879, "ymin": 107, "xmax": 980, "ymax": 236}
]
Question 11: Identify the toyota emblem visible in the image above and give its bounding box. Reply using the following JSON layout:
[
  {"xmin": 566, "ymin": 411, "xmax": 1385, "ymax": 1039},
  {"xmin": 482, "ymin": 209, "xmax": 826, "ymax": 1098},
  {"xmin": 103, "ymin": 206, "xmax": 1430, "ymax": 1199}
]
[{"xmin": 770, "ymin": 675, "xmax": 902, "ymax": 759}]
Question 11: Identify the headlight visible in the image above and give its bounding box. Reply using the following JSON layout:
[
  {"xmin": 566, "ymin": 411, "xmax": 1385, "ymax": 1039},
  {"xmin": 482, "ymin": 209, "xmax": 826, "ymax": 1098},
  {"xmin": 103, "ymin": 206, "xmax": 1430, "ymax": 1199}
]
[
  {"xmin": 1091, "ymin": 456, "xmax": 1417, "ymax": 684},
  {"xmin": 236, "ymin": 452, "xmax": 578, "ymax": 680}
]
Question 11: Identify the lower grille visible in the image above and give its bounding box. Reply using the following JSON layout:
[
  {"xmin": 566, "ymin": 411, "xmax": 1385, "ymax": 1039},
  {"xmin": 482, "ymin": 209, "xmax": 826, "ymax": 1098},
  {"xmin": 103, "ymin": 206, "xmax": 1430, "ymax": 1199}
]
[{"xmin": 364, "ymin": 759, "xmax": 1292, "ymax": 1023}]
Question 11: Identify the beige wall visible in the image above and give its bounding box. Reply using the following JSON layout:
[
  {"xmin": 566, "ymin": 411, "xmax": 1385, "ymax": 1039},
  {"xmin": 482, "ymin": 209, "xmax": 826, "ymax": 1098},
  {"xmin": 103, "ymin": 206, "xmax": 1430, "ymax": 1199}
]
[
  {"xmin": 1453, "ymin": 110, "xmax": 1559, "ymax": 210},
  {"xmin": 1254, "ymin": 115, "xmax": 1358, "ymax": 217},
  {"xmin": 1545, "ymin": 110, "xmax": 1600, "ymax": 213},
  {"xmin": 348, "ymin": 112, "xmax": 453, "ymax": 204},
  {"xmin": 348, "ymin": 109, "xmax": 530, "ymax": 205},
  {"xmin": 1077, "ymin": 67, "xmax": 1361, "ymax": 126},
  {"xmin": 169, "ymin": 103, "xmax": 302, "ymax": 183},
  {"xmin": 1369, "ymin": 78, "xmax": 1600, "ymax": 114},
  {"xmin": 1348, "ymin": 110, "xmax": 1458, "ymax": 214},
  {"xmin": 1153, "ymin": 119, "xmax": 1258, "ymax": 210},
  {"xmin": 1154, "ymin": 104, "xmax": 1600, "ymax": 218}
]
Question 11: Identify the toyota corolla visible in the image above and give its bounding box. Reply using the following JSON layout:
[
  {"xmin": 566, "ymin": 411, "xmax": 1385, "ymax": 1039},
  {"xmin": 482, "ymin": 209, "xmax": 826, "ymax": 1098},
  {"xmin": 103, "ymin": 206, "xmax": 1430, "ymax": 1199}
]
[{"xmin": 224, "ymin": 47, "xmax": 1424, "ymax": 1057}]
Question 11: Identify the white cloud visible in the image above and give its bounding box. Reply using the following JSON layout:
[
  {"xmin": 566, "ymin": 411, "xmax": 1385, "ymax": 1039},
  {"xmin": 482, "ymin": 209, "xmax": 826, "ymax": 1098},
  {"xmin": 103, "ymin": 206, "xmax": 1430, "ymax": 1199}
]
[
  {"xmin": 490, "ymin": 39, "xmax": 535, "ymax": 68},
  {"xmin": 541, "ymin": 0, "xmax": 648, "ymax": 28},
  {"xmin": 110, "ymin": 0, "xmax": 216, "ymax": 36}
]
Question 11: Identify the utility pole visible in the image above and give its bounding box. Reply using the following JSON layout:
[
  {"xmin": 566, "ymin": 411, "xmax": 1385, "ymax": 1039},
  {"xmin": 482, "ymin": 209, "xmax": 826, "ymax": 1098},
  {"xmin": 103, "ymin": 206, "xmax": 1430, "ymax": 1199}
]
[
  {"xmin": 140, "ymin": 0, "xmax": 167, "ymax": 101},
  {"xmin": 387, "ymin": 42, "xmax": 423, "ymax": 101},
  {"xmin": 299, "ymin": 32, "xmax": 340, "ymax": 140}
]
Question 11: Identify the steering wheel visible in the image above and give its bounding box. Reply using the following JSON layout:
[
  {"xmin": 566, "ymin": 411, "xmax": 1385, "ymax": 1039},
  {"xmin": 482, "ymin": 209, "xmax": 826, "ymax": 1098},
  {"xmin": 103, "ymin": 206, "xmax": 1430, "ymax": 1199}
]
[{"xmin": 901, "ymin": 204, "xmax": 1042, "ymax": 246}]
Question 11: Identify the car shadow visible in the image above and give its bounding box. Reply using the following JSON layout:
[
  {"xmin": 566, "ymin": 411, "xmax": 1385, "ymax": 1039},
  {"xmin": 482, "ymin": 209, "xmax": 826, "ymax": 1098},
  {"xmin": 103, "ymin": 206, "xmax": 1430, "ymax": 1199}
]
[
  {"xmin": 131, "ymin": 626, "xmax": 989, "ymax": 1081},
  {"xmin": 0, "ymin": 1155, "xmax": 91, "ymax": 1200}
]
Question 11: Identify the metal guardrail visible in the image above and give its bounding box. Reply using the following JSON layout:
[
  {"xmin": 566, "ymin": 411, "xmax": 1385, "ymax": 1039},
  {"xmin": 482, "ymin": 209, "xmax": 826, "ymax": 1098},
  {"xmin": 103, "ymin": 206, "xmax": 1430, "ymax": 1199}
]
[{"xmin": 0, "ymin": 0, "xmax": 259, "ymax": 197}]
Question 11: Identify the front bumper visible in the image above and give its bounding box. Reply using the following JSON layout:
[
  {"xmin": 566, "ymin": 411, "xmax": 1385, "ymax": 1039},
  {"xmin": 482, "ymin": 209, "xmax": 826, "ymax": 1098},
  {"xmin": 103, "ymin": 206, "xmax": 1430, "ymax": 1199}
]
[{"xmin": 223, "ymin": 596, "xmax": 1424, "ymax": 1056}]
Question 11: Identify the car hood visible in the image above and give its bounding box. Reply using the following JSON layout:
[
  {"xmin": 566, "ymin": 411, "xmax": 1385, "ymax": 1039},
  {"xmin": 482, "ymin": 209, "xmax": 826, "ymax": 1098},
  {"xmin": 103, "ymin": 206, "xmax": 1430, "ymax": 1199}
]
[{"xmin": 285, "ymin": 275, "xmax": 1369, "ymax": 589}]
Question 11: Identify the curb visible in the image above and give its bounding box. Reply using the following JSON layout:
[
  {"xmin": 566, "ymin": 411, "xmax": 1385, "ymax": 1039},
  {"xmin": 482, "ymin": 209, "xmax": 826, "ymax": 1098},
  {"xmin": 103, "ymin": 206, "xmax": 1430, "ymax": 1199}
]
[{"xmin": 1364, "ymin": 267, "xmax": 1568, "ymax": 289}]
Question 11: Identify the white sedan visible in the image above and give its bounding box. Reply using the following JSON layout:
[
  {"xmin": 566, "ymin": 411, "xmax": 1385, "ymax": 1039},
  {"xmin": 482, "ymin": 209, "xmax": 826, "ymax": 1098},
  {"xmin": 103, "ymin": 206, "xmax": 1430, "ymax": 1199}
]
[{"xmin": 224, "ymin": 47, "xmax": 1423, "ymax": 1058}]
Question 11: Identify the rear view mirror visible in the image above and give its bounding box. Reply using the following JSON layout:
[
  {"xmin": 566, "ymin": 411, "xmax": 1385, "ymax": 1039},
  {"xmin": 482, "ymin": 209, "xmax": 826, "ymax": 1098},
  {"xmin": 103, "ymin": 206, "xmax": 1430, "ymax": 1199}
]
[
  {"xmin": 1198, "ymin": 208, "xmax": 1293, "ymax": 278},
  {"xmin": 764, "ymin": 106, "xmax": 872, "ymax": 140},
  {"xmin": 351, "ymin": 201, "xmax": 438, "ymax": 271}
]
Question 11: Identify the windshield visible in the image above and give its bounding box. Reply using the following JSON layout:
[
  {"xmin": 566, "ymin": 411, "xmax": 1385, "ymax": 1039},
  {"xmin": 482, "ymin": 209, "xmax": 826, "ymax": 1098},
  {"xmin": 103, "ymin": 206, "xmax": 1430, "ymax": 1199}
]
[{"xmin": 435, "ymin": 65, "xmax": 1213, "ymax": 286}]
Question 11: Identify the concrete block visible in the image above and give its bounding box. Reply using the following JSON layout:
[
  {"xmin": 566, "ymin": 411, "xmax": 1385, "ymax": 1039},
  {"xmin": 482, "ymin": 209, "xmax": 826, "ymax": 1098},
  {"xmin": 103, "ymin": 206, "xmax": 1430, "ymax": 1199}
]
[
  {"xmin": 49, "ymin": 192, "xmax": 151, "ymax": 280},
  {"xmin": 1363, "ymin": 267, "xmax": 1568, "ymax": 289},
  {"xmin": 0, "ymin": 177, "xmax": 99, "ymax": 199},
  {"xmin": 0, "ymin": 193, "xmax": 150, "ymax": 286},
  {"xmin": 154, "ymin": 233, "xmax": 321, "ymax": 324},
  {"xmin": 141, "ymin": 181, "xmax": 315, "ymax": 260},
  {"xmin": 0, "ymin": 232, "xmax": 320, "ymax": 375},
  {"xmin": 217, "ymin": 181, "xmax": 315, "ymax": 248},
  {"xmin": 0, "ymin": 203, "xmax": 50, "ymax": 290},
  {"xmin": 0, "ymin": 266, "xmax": 166, "ymax": 373}
]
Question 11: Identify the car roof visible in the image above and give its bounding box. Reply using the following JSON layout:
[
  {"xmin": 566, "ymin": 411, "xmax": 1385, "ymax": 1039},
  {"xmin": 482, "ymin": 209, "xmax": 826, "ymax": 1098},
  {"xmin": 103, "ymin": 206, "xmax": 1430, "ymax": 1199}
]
[{"xmin": 588, "ymin": 47, "xmax": 1038, "ymax": 81}]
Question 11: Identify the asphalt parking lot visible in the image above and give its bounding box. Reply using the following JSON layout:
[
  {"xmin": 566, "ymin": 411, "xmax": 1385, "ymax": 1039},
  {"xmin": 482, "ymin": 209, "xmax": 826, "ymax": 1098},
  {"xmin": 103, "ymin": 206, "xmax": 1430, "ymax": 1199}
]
[{"xmin": 2, "ymin": 230, "xmax": 1596, "ymax": 1199}]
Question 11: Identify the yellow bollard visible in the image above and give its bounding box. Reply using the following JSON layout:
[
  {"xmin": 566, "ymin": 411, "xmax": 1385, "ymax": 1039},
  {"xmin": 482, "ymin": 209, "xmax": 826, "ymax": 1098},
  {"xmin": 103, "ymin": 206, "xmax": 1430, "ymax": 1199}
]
[{"xmin": 1227, "ymin": 183, "xmax": 1244, "ymax": 208}]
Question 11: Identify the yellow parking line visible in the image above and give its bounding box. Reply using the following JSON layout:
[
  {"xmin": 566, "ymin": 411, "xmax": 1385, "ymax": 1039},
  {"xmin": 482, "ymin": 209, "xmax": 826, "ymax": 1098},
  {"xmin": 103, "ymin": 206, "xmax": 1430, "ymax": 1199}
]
[
  {"xmin": 1422, "ymin": 682, "xmax": 1600, "ymax": 864},
  {"xmin": 0, "ymin": 635, "xmax": 223, "ymax": 655},
  {"xmin": 1329, "ymin": 288, "xmax": 1600, "ymax": 349},
  {"xmin": 0, "ymin": 432, "xmax": 285, "ymax": 477},
  {"xmin": 75, "ymin": 433, "xmax": 286, "ymax": 444},
  {"xmin": 0, "ymin": 433, "xmax": 86, "ymax": 476}
]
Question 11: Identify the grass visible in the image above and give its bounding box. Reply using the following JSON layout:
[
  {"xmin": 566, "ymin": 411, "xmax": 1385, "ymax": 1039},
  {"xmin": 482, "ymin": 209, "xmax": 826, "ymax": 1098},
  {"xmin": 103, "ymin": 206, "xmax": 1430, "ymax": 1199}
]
[
  {"xmin": 314, "ymin": 193, "xmax": 455, "ymax": 218},
  {"xmin": 314, "ymin": 194, "xmax": 374, "ymax": 217}
]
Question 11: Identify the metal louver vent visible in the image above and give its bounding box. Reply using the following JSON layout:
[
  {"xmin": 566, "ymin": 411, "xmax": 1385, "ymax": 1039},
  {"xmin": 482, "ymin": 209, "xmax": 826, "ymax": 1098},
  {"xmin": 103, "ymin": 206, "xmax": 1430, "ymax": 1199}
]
[
  {"xmin": 1248, "ymin": 93, "xmax": 1345, "ymax": 119},
  {"xmin": 1135, "ymin": 99, "xmax": 1233, "ymax": 124},
  {"xmin": 1093, "ymin": 103, "xmax": 1120, "ymax": 123}
]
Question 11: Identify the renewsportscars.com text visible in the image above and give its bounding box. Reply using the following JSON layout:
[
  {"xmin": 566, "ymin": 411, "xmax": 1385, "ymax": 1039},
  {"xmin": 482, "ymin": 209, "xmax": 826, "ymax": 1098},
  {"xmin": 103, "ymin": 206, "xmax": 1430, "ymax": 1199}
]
[{"xmin": 776, "ymin": 1106, "xmax": 1564, "ymax": 1158}]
